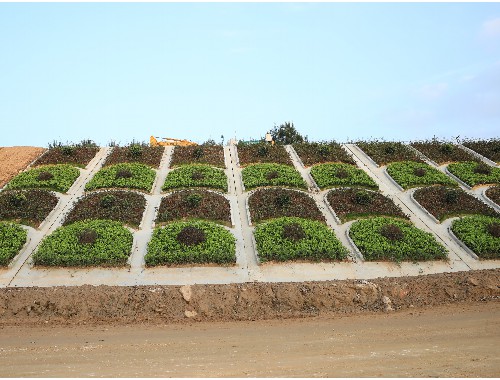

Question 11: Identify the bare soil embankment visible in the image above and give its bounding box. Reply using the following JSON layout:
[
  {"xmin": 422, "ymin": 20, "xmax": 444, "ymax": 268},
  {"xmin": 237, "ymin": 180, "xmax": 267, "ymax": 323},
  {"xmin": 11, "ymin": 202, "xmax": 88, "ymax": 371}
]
[
  {"xmin": 0, "ymin": 146, "xmax": 45, "ymax": 188},
  {"xmin": 1, "ymin": 269, "xmax": 498, "ymax": 326}
]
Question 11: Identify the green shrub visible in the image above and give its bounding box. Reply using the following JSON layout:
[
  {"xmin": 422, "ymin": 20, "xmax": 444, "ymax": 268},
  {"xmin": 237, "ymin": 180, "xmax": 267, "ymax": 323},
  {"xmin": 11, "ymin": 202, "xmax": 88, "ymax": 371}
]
[
  {"xmin": 162, "ymin": 164, "xmax": 228, "ymax": 192},
  {"xmin": 310, "ymin": 163, "xmax": 378, "ymax": 190},
  {"xmin": 145, "ymin": 220, "xmax": 236, "ymax": 266},
  {"xmin": 242, "ymin": 163, "xmax": 306, "ymax": 190},
  {"xmin": 349, "ymin": 217, "xmax": 447, "ymax": 262},
  {"xmin": 447, "ymin": 161, "xmax": 500, "ymax": 187},
  {"xmin": 451, "ymin": 215, "xmax": 500, "ymax": 259},
  {"xmin": 6, "ymin": 164, "xmax": 80, "ymax": 193},
  {"xmin": 33, "ymin": 219, "xmax": 133, "ymax": 267},
  {"xmin": 0, "ymin": 222, "xmax": 27, "ymax": 266},
  {"xmin": 386, "ymin": 161, "xmax": 457, "ymax": 189},
  {"xmin": 254, "ymin": 217, "xmax": 348, "ymax": 262},
  {"xmin": 85, "ymin": 163, "xmax": 156, "ymax": 192}
]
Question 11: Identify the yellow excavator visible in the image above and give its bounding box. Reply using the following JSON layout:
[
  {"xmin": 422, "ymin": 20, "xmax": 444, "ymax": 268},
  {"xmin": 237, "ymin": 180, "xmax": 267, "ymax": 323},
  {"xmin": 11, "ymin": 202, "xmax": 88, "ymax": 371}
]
[{"xmin": 150, "ymin": 136, "xmax": 198, "ymax": 147}]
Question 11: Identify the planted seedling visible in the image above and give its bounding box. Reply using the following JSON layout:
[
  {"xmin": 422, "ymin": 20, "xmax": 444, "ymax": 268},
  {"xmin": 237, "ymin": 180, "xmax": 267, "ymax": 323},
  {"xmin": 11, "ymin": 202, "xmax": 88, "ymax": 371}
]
[
  {"xmin": 384, "ymin": 144, "xmax": 396, "ymax": 155},
  {"xmin": 37, "ymin": 171, "xmax": 54, "ymax": 181},
  {"xmin": 354, "ymin": 190, "xmax": 373, "ymax": 205},
  {"xmin": 60, "ymin": 146, "xmax": 75, "ymax": 156},
  {"xmin": 115, "ymin": 169, "xmax": 133, "ymax": 179},
  {"xmin": 127, "ymin": 144, "xmax": 143, "ymax": 159},
  {"xmin": 440, "ymin": 143, "xmax": 454, "ymax": 154},
  {"xmin": 265, "ymin": 170, "xmax": 279, "ymax": 181},
  {"xmin": 191, "ymin": 170, "xmax": 205, "ymax": 181},
  {"xmin": 176, "ymin": 226, "xmax": 206, "ymax": 246},
  {"xmin": 380, "ymin": 224, "xmax": 404, "ymax": 241},
  {"xmin": 186, "ymin": 193, "xmax": 203, "ymax": 208},
  {"xmin": 9, "ymin": 192, "xmax": 27, "ymax": 207},
  {"xmin": 487, "ymin": 222, "xmax": 500, "ymax": 238},
  {"xmin": 275, "ymin": 193, "xmax": 291, "ymax": 209},
  {"xmin": 444, "ymin": 189, "xmax": 460, "ymax": 204},
  {"xmin": 193, "ymin": 147, "xmax": 205, "ymax": 159},
  {"xmin": 78, "ymin": 228, "xmax": 98, "ymax": 245},
  {"xmin": 282, "ymin": 223, "xmax": 306, "ymax": 242},
  {"xmin": 414, "ymin": 167, "xmax": 426, "ymax": 177},
  {"xmin": 336, "ymin": 168, "xmax": 349, "ymax": 179},
  {"xmin": 474, "ymin": 162, "xmax": 492, "ymax": 175},
  {"xmin": 100, "ymin": 194, "xmax": 116, "ymax": 208}
]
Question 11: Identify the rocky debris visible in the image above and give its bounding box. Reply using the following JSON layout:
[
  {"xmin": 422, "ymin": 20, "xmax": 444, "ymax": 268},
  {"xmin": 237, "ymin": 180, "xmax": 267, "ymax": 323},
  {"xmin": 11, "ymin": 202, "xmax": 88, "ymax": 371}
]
[
  {"xmin": 184, "ymin": 310, "xmax": 198, "ymax": 318},
  {"xmin": 382, "ymin": 296, "xmax": 394, "ymax": 312},
  {"xmin": 180, "ymin": 285, "xmax": 192, "ymax": 302}
]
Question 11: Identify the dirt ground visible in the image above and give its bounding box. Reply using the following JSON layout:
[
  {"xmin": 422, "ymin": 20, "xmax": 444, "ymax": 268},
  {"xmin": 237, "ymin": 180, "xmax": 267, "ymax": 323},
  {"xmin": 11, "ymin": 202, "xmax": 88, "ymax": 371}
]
[
  {"xmin": 0, "ymin": 301, "xmax": 498, "ymax": 377},
  {"xmin": 0, "ymin": 146, "xmax": 45, "ymax": 188}
]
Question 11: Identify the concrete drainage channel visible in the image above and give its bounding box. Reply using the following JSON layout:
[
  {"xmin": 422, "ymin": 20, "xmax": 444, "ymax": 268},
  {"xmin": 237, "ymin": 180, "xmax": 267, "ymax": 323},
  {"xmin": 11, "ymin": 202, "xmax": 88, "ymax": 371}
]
[{"xmin": 1, "ymin": 144, "xmax": 499, "ymax": 288}]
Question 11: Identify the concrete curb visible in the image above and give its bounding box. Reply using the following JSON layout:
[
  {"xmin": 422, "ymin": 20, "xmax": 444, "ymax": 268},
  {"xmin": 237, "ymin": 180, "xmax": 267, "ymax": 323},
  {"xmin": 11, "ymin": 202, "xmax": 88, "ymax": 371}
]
[
  {"xmin": 481, "ymin": 187, "xmax": 500, "ymax": 213},
  {"xmin": 447, "ymin": 221, "xmax": 479, "ymax": 261},
  {"xmin": 344, "ymin": 222, "xmax": 365, "ymax": 262},
  {"xmin": 383, "ymin": 167, "xmax": 405, "ymax": 192},
  {"xmin": 444, "ymin": 166, "xmax": 472, "ymax": 190}
]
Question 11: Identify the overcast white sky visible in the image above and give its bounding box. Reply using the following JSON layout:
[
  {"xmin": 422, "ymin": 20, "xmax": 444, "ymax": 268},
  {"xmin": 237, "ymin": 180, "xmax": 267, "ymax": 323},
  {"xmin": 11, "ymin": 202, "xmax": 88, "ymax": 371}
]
[{"xmin": 1, "ymin": 3, "xmax": 499, "ymax": 147}]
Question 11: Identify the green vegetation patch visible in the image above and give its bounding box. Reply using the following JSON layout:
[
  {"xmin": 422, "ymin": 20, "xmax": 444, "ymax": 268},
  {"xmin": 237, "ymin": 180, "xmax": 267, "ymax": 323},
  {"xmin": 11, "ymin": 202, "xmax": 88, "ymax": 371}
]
[
  {"xmin": 85, "ymin": 163, "xmax": 156, "ymax": 192},
  {"xmin": 292, "ymin": 141, "xmax": 355, "ymax": 166},
  {"xmin": 447, "ymin": 161, "xmax": 500, "ymax": 187},
  {"xmin": 0, "ymin": 222, "xmax": 28, "ymax": 266},
  {"xmin": 162, "ymin": 164, "xmax": 227, "ymax": 192},
  {"xmin": 413, "ymin": 185, "xmax": 498, "ymax": 222},
  {"xmin": 64, "ymin": 190, "xmax": 147, "ymax": 228},
  {"xmin": 326, "ymin": 187, "xmax": 407, "ymax": 223},
  {"xmin": 356, "ymin": 141, "xmax": 422, "ymax": 166},
  {"xmin": 241, "ymin": 163, "xmax": 306, "ymax": 190},
  {"xmin": 248, "ymin": 188, "xmax": 324, "ymax": 224},
  {"xmin": 349, "ymin": 217, "xmax": 447, "ymax": 262},
  {"xmin": 33, "ymin": 219, "xmax": 133, "ymax": 267},
  {"xmin": 0, "ymin": 189, "xmax": 59, "ymax": 228},
  {"xmin": 6, "ymin": 164, "xmax": 80, "ymax": 193},
  {"xmin": 451, "ymin": 215, "xmax": 500, "ymax": 259},
  {"xmin": 171, "ymin": 146, "xmax": 225, "ymax": 168},
  {"xmin": 310, "ymin": 163, "xmax": 378, "ymax": 190},
  {"xmin": 386, "ymin": 161, "xmax": 457, "ymax": 189},
  {"xmin": 145, "ymin": 220, "xmax": 236, "ymax": 266},
  {"xmin": 156, "ymin": 190, "xmax": 231, "ymax": 226},
  {"xmin": 254, "ymin": 217, "xmax": 348, "ymax": 262}
]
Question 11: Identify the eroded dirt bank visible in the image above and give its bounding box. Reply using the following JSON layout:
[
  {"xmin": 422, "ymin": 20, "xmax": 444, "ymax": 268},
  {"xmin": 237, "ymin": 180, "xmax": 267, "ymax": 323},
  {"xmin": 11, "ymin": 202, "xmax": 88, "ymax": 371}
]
[{"xmin": 1, "ymin": 269, "xmax": 498, "ymax": 326}]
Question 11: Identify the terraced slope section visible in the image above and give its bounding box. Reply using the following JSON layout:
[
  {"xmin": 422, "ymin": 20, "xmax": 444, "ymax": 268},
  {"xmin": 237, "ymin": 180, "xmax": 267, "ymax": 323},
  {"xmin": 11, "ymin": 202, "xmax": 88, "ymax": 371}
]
[
  {"xmin": 104, "ymin": 145, "xmax": 164, "ymax": 168},
  {"xmin": 461, "ymin": 138, "xmax": 500, "ymax": 164},
  {"xmin": 292, "ymin": 142, "xmax": 355, "ymax": 166},
  {"xmin": 326, "ymin": 187, "xmax": 407, "ymax": 223},
  {"xmin": 413, "ymin": 186, "xmax": 498, "ymax": 222},
  {"xmin": 0, "ymin": 189, "xmax": 59, "ymax": 228},
  {"xmin": 237, "ymin": 144, "xmax": 292, "ymax": 166},
  {"xmin": 349, "ymin": 217, "xmax": 447, "ymax": 262},
  {"xmin": 34, "ymin": 145, "xmax": 99, "ymax": 168},
  {"xmin": 170, "ymin": 146, "xmax": 225, "ymax": 168},
  {"xmin": 410, "ymin": 140, "xmax": 478, "ymax": 165},
  {"xmin": 356, "ymin": 141, "xmax": 422, "ymax": 166},
  {"xmin": 248, "ymin": 188, "xmax": 324, "ymax": 224},
  {"xmin": 156, "ymin": 190, "xmax": 231, "ymax": 226}
]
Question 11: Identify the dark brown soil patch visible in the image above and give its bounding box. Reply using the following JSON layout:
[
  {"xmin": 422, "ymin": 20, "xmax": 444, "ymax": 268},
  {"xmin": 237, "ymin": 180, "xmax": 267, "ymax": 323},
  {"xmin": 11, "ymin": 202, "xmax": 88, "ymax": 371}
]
[
  {"xmin": 411, "ymin": 141, "xmax": 478, "ymax": 165},
  {"xmin": 104, "ymin": 146, "xmax": 164, "ymax": 168},
  {"xmin": 34, "ymin": 147, "xmax": 99, "ymax": 168},
  {"xmin": 292, "ymin": 142, "xmax": 355, "ymax": 167},
  {"xmin": 0, "ymin": 189, "xmax": 59, "ymax": 228},
  {"xmin": 170, "ymin": 146, "xmax": 225, "ymax": 168},
  {"xmin": 237, "ymin": 144, "xmax": 292, "ymax": 166}
]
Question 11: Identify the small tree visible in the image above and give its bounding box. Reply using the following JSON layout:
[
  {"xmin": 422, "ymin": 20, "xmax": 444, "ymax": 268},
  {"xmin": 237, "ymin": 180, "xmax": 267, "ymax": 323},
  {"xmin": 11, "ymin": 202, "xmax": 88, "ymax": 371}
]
[{"xmin": 270, "ymin": 122, "xmax": 305, "ymax": 145}]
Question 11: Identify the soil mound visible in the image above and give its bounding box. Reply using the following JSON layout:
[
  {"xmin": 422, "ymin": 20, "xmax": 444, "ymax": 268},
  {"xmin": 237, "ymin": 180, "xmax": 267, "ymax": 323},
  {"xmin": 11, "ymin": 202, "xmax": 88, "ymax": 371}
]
[
  {"xmin": 0, "ymin": 146, "xmax": 45, "ymax": 188},
  {"xmin": 0, "ymin": 269, "xmax": 498, "ymax": 326}
]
